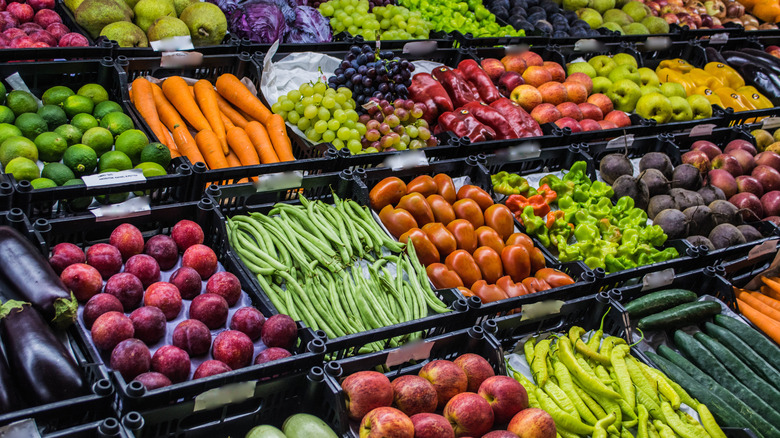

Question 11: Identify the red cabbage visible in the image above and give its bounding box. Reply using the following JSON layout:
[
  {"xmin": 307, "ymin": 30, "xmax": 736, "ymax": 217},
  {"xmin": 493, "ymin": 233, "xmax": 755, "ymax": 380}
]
[
  {"xmin": 214, "ymin": 0, "xmax": 332, "ymax": 44},
  {"xmin": 286, "ymin": 6, "xmax": 332, "ymax": 43},
  {"xmin": 229, "ymin": 2, "xmax": 288, "ymax": 43}
]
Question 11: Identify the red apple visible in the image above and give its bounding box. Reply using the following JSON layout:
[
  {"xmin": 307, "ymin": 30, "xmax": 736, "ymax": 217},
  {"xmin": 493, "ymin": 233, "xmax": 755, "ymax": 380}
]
[
  {"xmin": 712, "ymin": 153, "xmax": 743, "ymax": 176},
  {"xmin": 360, "ymin": 407, "xmax": 414, "ymax": 438},
  {"xmin": 597, "ymin": 120, "xmax": 618, "ymax": 130},
  {"xmin": 730, "ymin": 192, "xmax": 764, "ymax": 221},
  {"xmin": 453, "ymin": 354, "xmax": 495, "ymax": 393},
  {"xmin": 579, "ymin": 119, "xmax": 601, "ymax": 131},
  {"xmin": 736, "ymin": 175, "xmax": 764, "ymax": 197},
  {"xmin": 483, "ymin": 432, "xmax": 519, "ymax": 438},
  {"xmin": 498, "ymin": 71, "xmax": 525, "ymax": 98},
  {"xmin": 729, "ymin": 148, "xmax": 757, "ymax": 174},
  {"xmin": 556, "ymin": 102, "xmax": 583, "ymax": 121},
  {"xmin": 411, "ymin": 413, "xmax": 455, "ymax": 438},
  {"xmin": 554, "ymin": 117, "xmax": 582, "ymax": 133},
  {"xmin": 761, "ymin": 191, "xmax": 780, "ymax": 217},
  {"xmin": 753, "ymin": 165, "xmax": 780, "ymax": 192},
  {"xmin": 530, "ymin": 103, "xmax": 561, "ymax": 125},
  {"xmin": 507, "ymin": 408, "xmax": 556, "ymax": 438},
  {"xmin": 419, "ymin": 360, "xmax": 468, "ymax": 409},
  {"xmin": 578, "ymin": 102, "xmax": 603, "ymax": 121},
  {"xmin": 586, "ymin": 93, "xmax": 613, "ymax": 115},
  {"xmin": 756, "ymin": 151, "xmax": 780, "ymax": 171},
  {"xmin": 708, "ymin": 168, "xmax": 738, "ymax": 198},
  {"xmin": 724, "ymin": 139, "xmax": 757, "ymax": 156},
  {"xmin": 478, "ymin": 376, "xmax": 528, "ymax": 424},
  {"xmin": 566, "ymin": 72, "xmax": 593, "ymax": 94},
  {"xmin": 543, "ymin": 61, "xmax": 566, "ymax": 82},
  {"xmin": 342, "ymin": 371, "xmax": 394, "ymax": 421},
  {"xmin": 604, "ymin": 110, "xmax": 631, "ymax": 128},
  {"xmin": 481, "ymin": 58, "xmax": 506, "ymax": 84},
  {"xmin": 681, "ymin": 150, "xmax": 711, "ymax": 174},
  {"xmin": 392, "ymin": 375, "xmax": 438, "ymax": 416},
  {"xmin": 443, "ymin": 392, "xmax": 494, "ymax": 438},
  {"xmin": 690, "ymin": 140, "xmax": 722, "ymax": 160}
]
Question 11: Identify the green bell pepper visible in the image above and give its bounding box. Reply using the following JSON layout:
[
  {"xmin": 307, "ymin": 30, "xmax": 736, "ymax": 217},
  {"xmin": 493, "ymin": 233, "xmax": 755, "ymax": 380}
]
[
  {"xmin": 563, "ymin": 161, "xmax": 590, "ymax": 186},
  {"xmin": 539, "ymin": 174, "xmax": 575, "ymax": 198},
  {"xmin": 588, "ymin": 198, "xmax": 613, "ymax": 219},
  {"xmin": 597, "ymin": 218, "xmax": 622, "ymax": 243},
  {"xmin": 588, "ymin": 181, "xmax": 614, "ymax": 199},
  {"xmin": 521, "ymin": 206, "xmax": 550, "ymax": 247},
  {"xmin": 639, "ymin": 225, "xmax": 668, "ymax": 247}
]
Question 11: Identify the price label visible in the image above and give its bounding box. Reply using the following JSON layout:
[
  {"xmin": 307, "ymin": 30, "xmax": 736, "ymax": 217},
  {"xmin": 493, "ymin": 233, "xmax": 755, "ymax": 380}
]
[
  {"xmin": 497, "ymin": 142, "xmax": 541, "ymax": 160},
  {"xmin": 254, "ymin": 171, "xmax": 303, "ymax": 192},
  {"xmin": 748, "ymin": 239, "xmax": 779, "ymax": 261},
  {"xmin": 194, "ymin": 381, "xmax": 256, "ymax": 412},
  {"xmin": 520, "ymin": 300, "xmax": 564, "ymax": 321},
  {"xmin": 92, "ymin": 196, "xmax": 151, "ymax": 221},
  {"xmin": 385, "ymin": 340, "xmax": 434, "ymax": 367},
  {"xmin": 574, "ymin": 39, "xmax": 600, "ymax": 52},
  {"xmin": 641, "ymin": 268, "xmax": 675, "ymax": 291},
  {"xmin": 505, "ymin": 44, "xmax": 530, "ymax": 55},
  {"xmin": 690, "ymin": 123, "xmax": 715, "ymax": 137},
  {"xmin": 645, "ymin": 36, "xmax": 672, "ymax": 51},
  {"xmin": 606, "ymin": 134, "xmax": 634, "ymax": 150},
  {"xmin": 82, "ymin": 169, "xmax": 146, "ymax": 188},
  {"xmin": 710, "ymin": 33, "xmax": 729, "ymax": 44},
  {"xmin": 385, "ymin": 150, "xmax": 427, "ymax": 171},
  {"xmin": 0, "ymin": 419, "xmax": 40, "ymax": 438},
  {"xmin": 150, "ymin": 36, "xmax": 194, "ymax": 51},
  {"xmin": 160, "ymin": 51, "xmax": 204, "ymax": 68},
  {"xmin": 763, "ymin": 117, "xmax": 780, "ymax": 129},
  {"xmin": 402, "ymin": 41, "xmax": 437, "ymax": 56}
]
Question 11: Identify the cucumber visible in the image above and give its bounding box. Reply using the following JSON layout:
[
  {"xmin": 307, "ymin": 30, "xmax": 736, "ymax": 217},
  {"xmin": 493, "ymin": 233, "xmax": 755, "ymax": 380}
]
[
  {"xmin": 624, "ymin": 289, "xmax": 698, "ymax": 318},
  {"xmin": 693, "ymin": 332, "xmax": 780, "ymax": 408},
  {"xmin": 645, "ymin": 352, "xmax": 754, "ymax": 431},
  {"xmin": 715, "ymin": 314, "xmax": 780, "ymax": 371},
  {"xmin": 704, "ymin": 322, "xmax": 780, "ymax": 391},
  {"xmin": 674, "ymin": 331, "xmax": 780, "ymax": 430},
  {"xmin": 637, "ymin": 301, "xmax": 721, "ymax": 331}
]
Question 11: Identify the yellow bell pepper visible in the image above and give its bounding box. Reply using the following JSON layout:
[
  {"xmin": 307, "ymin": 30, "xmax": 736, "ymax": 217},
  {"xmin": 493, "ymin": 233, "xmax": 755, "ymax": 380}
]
[
  {"xmin": 714, "ymin": 87, "xmax": 756, "ymax": 112},
  {"xmin": 704, "ymin": 62, "xmax": 745, "ymax": 89},
  {"xmin": 737, "ymin": 86, "xmax": 773, "ymax": 110},
  {"xmin": 693, "ymin": 86, "xmax": 724, "ymax": 107},
  {"xmin": 657, "ymin": 58, "xmax": 694, "ymax": 73},
  {"xmin": 688, "ymin": 68, "xmax": 726, "ymax": 90},
  {"xmin": 657, "ymin": 68, "xmax": 698, "ymax": 95},
  {"xmin": 677, "ymin": 73, "xmax": 699, "ymax": 96}
]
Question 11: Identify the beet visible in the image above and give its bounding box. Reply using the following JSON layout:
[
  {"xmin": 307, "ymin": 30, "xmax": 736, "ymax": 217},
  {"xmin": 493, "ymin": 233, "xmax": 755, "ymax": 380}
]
[
  {"xmin": 639, "ymin": 169, "xmax": 669, "ymax": 197},
  {"xmin": 737, "ymin": 225, "xmax": 763, "ymax": 242},
  {"xmin": 612, "ymin": 175, "xmax": 650, "ymax": 210},
  {"xmin": 709, "ymin": 223, "xmax": 747, "ymax": 249},
  {"xmin": 698, "ymin": 185, "xmax": 726, "ymax": 205},
  {"xmin": 686, "ymin": 235, "xmax": 715, "ymax": 251},
  {"xmin": 672, "ymin": 164, "xmax": 703, "ymax": 190},
  {"xmin": 648, "ymin": 195, "xmax": 676, "ymax": 220},
  {"xmin": 653, "ymin": 209, "xmax": 689, "ymax": 239},
  {"xmin": 669, "ymin": 188, "xmax": 704, "ymax": 211},
  {"xmin": 639, "ymin": 152, "xmax": 674, "ymax": 179},
  {"xmin": 709, "ymin": 200, "xmax": 742, "ymax": 226},
  {"xmin": 683, "ymin": 205, "xmax": 715, "ymax": 236},
  {"xmin": 599, "ymin": 153, "xmax": 633, "ymax": 185}
]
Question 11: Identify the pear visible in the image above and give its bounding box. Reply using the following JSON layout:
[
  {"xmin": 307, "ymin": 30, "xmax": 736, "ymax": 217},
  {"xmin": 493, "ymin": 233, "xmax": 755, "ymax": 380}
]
[
  {"xmin": 123, "ymin": 0, "xmax": 140, "ymax": 9},
  {"xmin": 134, "ymin": 0, "xmax": 176, "ymax": 33},
  {"xmin": 147, "ymin": 16, "xmax": 189, "ymax": 42},
  {"xmin": 75, "ymin": 0, "xmax": 132, "ymax": 38},
  {"xmin": 173, "ymin": 0, "xmax": 199, "ymax": 17},
  {"xmin": 101, "ymin": 21, "xmax": 148, "ymax": 47},
  {"xmin": 603, "ymin": 8, "xmax": 634, "ymax": 26},
  {"xmin": 179, "ymin": 2, "xmax": 227, "ymax": 47},
  {"xmin": 64, "ymin": 0, "xmax": 85, "ymax": 12}
]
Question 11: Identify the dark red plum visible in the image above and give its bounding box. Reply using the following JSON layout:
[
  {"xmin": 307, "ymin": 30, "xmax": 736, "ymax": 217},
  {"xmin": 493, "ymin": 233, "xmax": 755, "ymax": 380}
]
[
  {"xmin": 151, "ymin": 345, "xmax": 191, "ymax": 383},
  {"xmin": 49, "ymin": 242, "xmax": 85, "ymax": 274},
  {"xmin": 171, "ymin": 220, "xmax": 204, "ymax": 252},
  {"xmin": 212, "ymin": 330, "xmax": 253, "ymax": 370},
  {"xmin": 129, "ymin": 306, "xmax": 167, "ymax": 345},
  {"xmin": 193, "ymin": 360, "xmax": 232, "ymax": 379},
  {"xmin": 124, "ymin": 254, "xmax": 161, "ymax": 288},
  {"xmin": 144, "ymin": 235, "xmax": 178, "ymax": 271},
  {"xmin": 172, "ymin": 319, "xmax": 211, "ymax": 356},
  {"xmin": 206, "ymin": 271, "xmax": 241, "ymax": 306},
  {"xmin": 83, "ymin": 293, "xmax": 123, "ymax": 329},
  {"xmin": 61, "ymin": 263, "xmax": 103, "ymax": 302},
  {"xmin": 230, "ymin": 307, "xmax": 265, "ymax": 341},
  {"xmin": 169, "ymin": 267, "xmax": 201, "ymax": 300},
  {"xmin": 109, "ymin": 223, "xmax": 144, "ymax": 261},
  {"xmin": 133, "ymin": 372, "xmax": 171, "ymax": 390},
  {"xmin": 86, "ymin": 243, "xmax": 123, "ymax": 279},
  {"xmin": 254, "ymin": 347, "xmax": 291, "ymax": 365},
  {"xmin": 104, "ymin": 273, "xmax": 144, "ymax": 311},
  {"xmin": 182, "ymin": 244, "xmax": 218, "ymax": 280},
  {"xmin": 189, "ymin": 293, "xmax": 228, "ymax": 329},
  {"xmin": 261, "ymin": 314, "xmax": 297, "ymax": 350},
  {"xmin": 144, "ymin": 282, "xmax": 182, "ymax": 320},
  {"xmin": 91, "ymin": 311, "xmax": 134, "ymax": 351},
  {"xmin": 110, "ymin": 338, "xmax": 151, "ymax": 380}
]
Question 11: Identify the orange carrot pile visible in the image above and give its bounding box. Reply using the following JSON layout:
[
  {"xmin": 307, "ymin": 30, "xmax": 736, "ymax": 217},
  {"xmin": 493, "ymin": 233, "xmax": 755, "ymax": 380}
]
[
  {"xmin": 130, "ymin": 75, "xmax": 294, "ymax": 171},
  {"xmin": 734, "ymin": 276, "xmax": 780, "ymax": 344}
]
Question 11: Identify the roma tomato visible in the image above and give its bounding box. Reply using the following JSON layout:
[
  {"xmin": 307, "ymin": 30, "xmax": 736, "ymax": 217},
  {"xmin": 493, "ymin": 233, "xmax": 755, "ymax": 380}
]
[
  {"xmin": 484, "ymin": 204, "xmax": 514, "ymax": 241},
  {"xmin": 475, "ymin": 226, "xmax": 504, "ymax": 254},
  {"xmin": 535, "ymin": 268, "xmax": 575, "ymax": 288},
  {"xmin": 445, "ymin": 250, "xmax": 482, "ymax": 288},
  {"xmin": 473, "ymin": 246, "xmax": 504, "ymax": 284},
  {"xmin": 433, "ymin": 174, "xmax": 456, "ymax": 204},
  {"xmin": 397, "ymin": 192, "xmax": 435, "ymax": 226},
  {"xmin": 406, "ymin": 175, "xmax": 438, "ymax": 197},
  {"xmin": 446, "ymin": 219, "xmax": 477, "ymax": 253},
  {"xmin": 506, "ymin": 233, "xmax": 535, "ymax": 253},
  {"xmin": 496, "ymin": 275, "xmax": 529, "ymax": 298},
  {"xmin": 426, "ymin": 263, "xmax": 464, "ymax": 289},
  {"xmin": 370, "ymin": 177, "xmax": 406, "ymax": 211},
  {"xmin": 457, "ymin": 286, "xmax": 475, "ymax": 298},
  {"xmin": 399, "ymin": 228, "xmax": 440, "ymax": 266},
  {"xmin": 457, "ymin": 185, "xmax": 493, "ymax": 211},
  {"xmin": 471, "ymin": 280, "xmax": 508, "ymax": 304},
  {"xmin": 522, "ymin": 277, "xmax": 551, "ymax": 294},
  {"xmin": 421, "ymin": 223, "xmax": 457, "ymax": 258},
  {"xmin": 501, "ymin": 244, "xmax": 531, "ymax": 282},
  {"xmin": 453, "ymin": 198, "xmax": 485, "ymax": 229},
  {"xmin": 379, "ymin": 205, "xmax": 418, "ymax": 238},
  {"xmin": 426, "ymin": 194, "xmax": 456, "ymax": 225},
  {"xmin": 529, "ymin": 247, "xmax": 546, "ymax": 274}
]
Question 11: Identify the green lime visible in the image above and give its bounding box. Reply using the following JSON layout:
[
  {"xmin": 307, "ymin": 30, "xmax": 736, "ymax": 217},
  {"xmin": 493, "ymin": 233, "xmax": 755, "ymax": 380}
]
[
  {"xmin": 62, "ymin": 179, "xmax": 92, "ymax": 211},
  {"xmin": 0, "ymin": 106, "xmax": 14, "ymax": 124},
  {"xmin": 0, "ymin": 124, "xmax": 22, "ymax": 145},
  {"xmin": 115, "ymin": 129, "xmax": 148, "ymax": 164},
  {"xmin": 15, "ymin": 113, "xmax": 48, "ymax": 140},
  {"xmin": 5, "ymin": 157, "xmax": 40, "ymax": 182},
  {"xmin": 134, "ymin": 162, "xmax": 166, "ymax": 177},
  {"xmin": 93, "ymin": 100, "xmax": 123, "ymax": 121},
  {"xmin": 30, "ymin": 177, "xmax": 57, "ymax": 189},
  {"xmin": 0, "ymin": 136, "xmax": 38, "ymax": 167},
  {"xmin": 63, "ymin": 144, "xmax": 97, "ymax": 176},
  {"xmin": 54, "ymin": 124, "xmax": 82, "ymax": 146},
  {"xmin": 81, "ymin": 127, "xmax": 114, "ymax": 156},
  {"xmin": 77, "ymin": 84, "xmax": 109, "ymax": 106},
  {"xmin": 0, "ymin": 83, "xmax": 6, "ymax": 105},
  {"xmin": 35, "ymin": 132, "xmax": 69, "ymax": 162},
  {"xmin": 41, "ymin": 162, "xmax": 75, "ymax": 186},
  {"xmin": 98, "ymin": 150, "xmax": 132, "ymax": 172},
  {"xmin": 6, "ymin": 90, "xmax": 38, "ymax": 117},
  {"xmin": 96, "ymin": 168, "xmax": 130, "ymax": 204},
  {"xmin": 139, "ymin": 142, "xmax": 171, "ymax": 168},
  {"xmin": 37, "ymin": 105, "xmax": 68, "ymax": 130},
  {"xmin": 42, "ymin": 86, "xmax": 75, "ymax": 107},
  {"xmin": 100, "ymin": 112, "xmax": 134, "ymax": 138},
  {"xmin": 63, "ymin": 95, "xmax": 94, "ymax": 118},
  {"xmin": 70, "ymin": 113, "xmax": 98, "ymax": 134}
]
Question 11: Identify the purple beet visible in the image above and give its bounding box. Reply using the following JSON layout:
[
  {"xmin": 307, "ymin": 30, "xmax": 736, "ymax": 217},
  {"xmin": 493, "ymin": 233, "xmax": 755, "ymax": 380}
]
[{"xmin": 110, "ymin": 338, "xmax": 151, "ymax": 380}]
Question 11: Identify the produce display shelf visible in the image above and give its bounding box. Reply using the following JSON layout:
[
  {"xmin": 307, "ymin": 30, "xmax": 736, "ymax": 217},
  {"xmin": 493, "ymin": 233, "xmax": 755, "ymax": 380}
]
[
  {"xmin": 40, "ymin": 418, "xmax": 136, "ymax": 438},
  {"xmin": 241, "ymin": 30, "xmax": 456, "ymax": 54}
]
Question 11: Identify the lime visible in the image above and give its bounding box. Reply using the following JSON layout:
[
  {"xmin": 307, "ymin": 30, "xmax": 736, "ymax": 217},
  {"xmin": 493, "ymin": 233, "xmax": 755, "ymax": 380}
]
[
  {"xmin": 30, "ymin": 178, "xmax": 57, "ymax": 189},
  {"xmin": 70, "ymin": 113, "xmax": 98, "ymax": 134},
  {"xmin": 0, "ymin": 124, "xmax": 22, "ymax": 145},
  {"xmin": 41, "ymin": 162, "xmax": 75, "ymax": 186},
  {"xmin": 7, "ymin": 90, "xmax": 38, "ymax": 117},
  {"xmin": 100, "ymin": 112, "xmax": 134, "ymax": 138},
  {"xmin": 98, "ymin": 150, "xmax": 132, "ymax": 172},
  {"xmin": 0, "ymin": 106, "xmax": 14, "ymax": 124},
  {"xmin": 34, "ymin": 132, "xmax": 69, "ymax": 162},
  {"xmin": 115, "ymin": 129, "xmax": 148, "ymax": 164},
  {"xmin": 37, "ymin": 105, "xmax": 68, "ymax": 130},
  {"xmin": 15, "ymin": 113, "xmax": 48, "ymax": 140},
  {"xmin": 134, "ymin": 162, "xmax": 167, "ymax": 177},
  {"xmin": 63, "ymin": 95, "xmax": 94, "ymax": 118},
  {"xmin": 42, "ymin": 86, "xmax": 75, "ymax": 107},
  {"xmin": 5, "ymin": 157, "xmax": 40, "ymax": 182},
  {"xmin": 96, "ymin": 168, "xmax": 130, "ymax": 204},
  {"xmin": 81, "ymin": 127, "xmax": 114, "ymax": 156},
  {"xmin": 62, "ymin": 179, "xmax": 92, "ymax": 211},
  {"xmin": 77, "ymin": 84, "xmax": 109, "ymax": 105},
  {"xmin": 54, "ymin": 124, "xmax": 83, "ymax": 146},
  {"xmin": 93, "ymin": 100, "xmax": 123, "ymax": 121},
  {"xmin": 0, "ymin": 83, "xmax": 6, "ymax": 105},
  {"xmin": 0, "ymin": 136, "xmax": 37, "ymax": 167},
  {"xmin": 63, "ymin": 144, "xmax": 97, "ymax": 176},
  {"xmin": 140, "ymin": 142, "xmax": 171, "ymax": 168}
]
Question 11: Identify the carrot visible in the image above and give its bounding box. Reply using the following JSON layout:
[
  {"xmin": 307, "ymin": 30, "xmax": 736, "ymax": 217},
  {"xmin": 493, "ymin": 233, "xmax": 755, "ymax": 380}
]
[
  {"xmin": 752, "ymin": 291, "xmax": 780, "ymax": 312},
  {"xmin": 239, "ymin": 108, "xmax": 257, "ymax": 122},
  {"xmin": 132, "ymin": 78, "xmax": 169, "ymax": 146},
  {"xmin": 215, "ymin": 93, "xmax": 249, "ymax": 128},
  {"xmin": 162, "ymin": 76, "xmax": 211, "ymax": 132},
  {"xmin": 226, "ymin": 150, "xmax": 242, "ymax": 168},
  {"xmin": 226, "ymin": 127, "xmax": 260, "ymax": 167},
  {"xmin": 195, "ymin": 130, "xmax": 228, "ymax": 170},
  {"xmin": 220, "ymin": 111, "xmax": 235, "ymax": 130},
  {"xmin": 151, "ymin": 83, "xmax": 184, "ymax": 130},
  {"xmin": 188, "ymin": 86, "xmax": 194, "ymax": 98},
  {"xmin": 244, "ymin": 121, "xmax": 279, "ymax": 164},
  {"xmin": 761, "ymin": 276, "xmax": 780, "ymax": 298},
  {"xmin": 172, "ymin": 124, "xmax": 206, "ymax": 167},
  {"xmin": 738, "ymin": 290, "xmax": 780, "ymax": 320},
  {"xmin": 761, "ymin": 285, "xmax": 780, "ymax": 301},
  {"xmin": 266, "ymin": 114, "xmax": 294, "ymax": 162},
  {"xmin": 194, "ymin": 80, "xmax": 228, "ymax": 155},
  {"xmin": 737, "ymin": 298, "xmax": 780, "ymax": 344},
  {"xmin": 215, "ymin": 74, "xmax": 272, "ymax": 125}
]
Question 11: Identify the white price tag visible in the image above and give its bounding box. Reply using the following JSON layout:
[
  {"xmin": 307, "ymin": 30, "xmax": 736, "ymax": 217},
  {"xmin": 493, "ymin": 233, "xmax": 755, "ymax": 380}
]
[
  {"xmin": 606, "ymin": 134, "xmax": 635, "ymax": 150},
  {"xmin": 385, "ymin": 150, "xmax": 427, "ymax": 171},
  {"xmin": 5, "ymin": 73, "xmax": 42, "ymax": 108},
  {"xmin": 82, "ymin": 169, "xmax": 146, "ymax": 188},
  {"xmin": 160, "ymin": 51, "xmax": 204, "ymax": 68},
  {"xmin": 505, "ymin": 44, "xmax": 530, "ymax": 55},
  {"xmin": 520, "ymin": 300, "xmax": 565, "ymax": 321},
  {"xmin": 0, "ymin": 419, "xmax": 40, "ymax": 438},
  {"xmin": 254, "ymin": 171, "xmax": 304, "ymax": 192},
  {"xmin": 574, "ymin": 39, "xmax": 600, "ymax": 52},
  {"xmin": 641, "ymin": 268, "xmax": 675, "ymax": 291},
  {"xmin": 645, "ymin": 37, "xmax": 672, "ymax": 51},
  {"xmin": 402, "ymin": 41, "xmax": 437, "ymax": 56},
  {"xmin": 194, "ymin": 381, "xmax": 257, "ymax": 412},
  {"xmin": 385, "ymin": 340, "xmax": 435, "ymax": 367},
  {"xmin": 710, "ymin": 33, "xmax": 729, "ymax": 44},
  {"xmin": 91, "ymin": 196, "xmax": 151, "ymax": 221},
  {"xmin": 763, "ymin": 117, "xmax": 780, "ymax": 129},
  {"xmin": 150, "ymin": 36, "xmax": 194, "ymax": 51},
  {"xmin": 690, "ymin": 124, "xmax": 715, "ymax": 137},
  {"xmin": 497, "ymin": 142, "xmax": 541, "ymax": 160}
]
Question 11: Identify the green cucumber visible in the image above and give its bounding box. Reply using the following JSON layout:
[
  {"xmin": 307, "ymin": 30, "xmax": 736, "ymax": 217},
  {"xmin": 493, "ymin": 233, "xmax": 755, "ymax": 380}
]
[
  {"xmin": 637, "ymin": 301, "xmax": 721, "ymax": 331},
  {"xmin": 704, "ymin": 322, "xmax": 780, "ymax": 391},
  {"xmin": 715, "ymin": 314, "xmax": 780, "ymax": 371},
  {"xmin": 624, "ymin": 289, "xmax": 698, "ymax": 318}
]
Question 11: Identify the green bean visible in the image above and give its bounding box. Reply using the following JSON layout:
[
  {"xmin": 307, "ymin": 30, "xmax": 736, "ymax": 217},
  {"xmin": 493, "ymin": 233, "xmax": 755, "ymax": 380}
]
[
  {"xmin": 278, "ymin": 271, "xmax": 334, "ymax": 338},
  {"xmin": 253, "ymin": 273, "xmax": 286, "ymax": 315},
  {"xmin": 271, "ymin": 203, "xmax": 328, "ymax": 242},
  {"xmin": 270, "ymin": 282, "xmax": 297, "ymax": 321},
  {"xmin": 235, "ymin": 232, "xmax": 288, "ymax": 271}
]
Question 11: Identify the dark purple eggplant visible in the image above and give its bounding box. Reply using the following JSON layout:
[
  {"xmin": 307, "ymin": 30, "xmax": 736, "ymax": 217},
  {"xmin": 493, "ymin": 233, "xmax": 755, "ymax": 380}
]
[
  {"xmin": 723, "ymin": 51, "xmax": 780, "ymax": 76},
  {"xmin": 742, "ymin": 48, "xmax": 780, "ymax": 68},
  {"xmin": 705, "ymin": 46, "xmax": 726, "ymax": 64},
  {"xmin": 0, "ymin": 301, "xmax": 87, "ymax": 405},
  {"xmin": 0, "ymin": 226, "xmax": 76, "ymax": 327},
  {"xmin": 0, "ymin": 346, "xmax": 23, "ymax": 414},
  {"xmin": 738, "ymin": 64, "xmax": 780, "ymax": 104}
]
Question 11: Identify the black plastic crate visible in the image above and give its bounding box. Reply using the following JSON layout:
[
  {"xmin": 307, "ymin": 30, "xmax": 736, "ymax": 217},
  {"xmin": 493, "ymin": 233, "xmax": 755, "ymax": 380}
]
[
  {"xmin": 242, "ymin": 31, "xmax": 456, "ymax": 54},
  {"xmin": 30, "ymin": 200, "xmax": 326, "ymax": 418},
  {"xmin": 37, "ymin": 418, "xmax": 134, "ymax": 438}
]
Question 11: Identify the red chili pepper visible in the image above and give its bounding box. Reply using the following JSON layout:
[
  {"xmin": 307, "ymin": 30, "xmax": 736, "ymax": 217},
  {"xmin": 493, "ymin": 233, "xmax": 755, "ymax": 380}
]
[
  {"xmin": 463, "ymin": 102, "xmax": 520, "ymax": 140},
  {"xmin": 431, "ymin": 66, "xmax": 480, "ymax": 108},
  {"xmin": 409, "ymin": 72, "xmax": 454, "ymax": 125},
  {"xmin": 489, "ymin": 98, "xmax": 543, "ymax": 137},
  {"xmin": 457, "ymin": 59, "xmax": 501, "ymax": 104},
  {"xmin": 434, "ymin": 109, "xmax": 496, "ymax": 143}
]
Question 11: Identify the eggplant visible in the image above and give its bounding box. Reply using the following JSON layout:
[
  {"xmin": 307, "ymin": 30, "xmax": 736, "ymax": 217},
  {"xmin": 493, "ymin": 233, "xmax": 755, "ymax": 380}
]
[
  {"xmin": 723, "ymin": 51, "xmax": 780, "ymax": 77},
  {"xmin": 0, "ymin": 346, "xmax": 23, "ymax": 414},
  {"xmin": 0, "ymin": 226, "xmax": 76, "ymax": 328},
  {"xmin": 0, "ymin": 301, "xmax": 87, "ymax": 405},
  {"xmin": 705, "ymin": 46, "xmax": 726, "ymax": 64},
  {"xmin": 742, "ymin": 48, "xmax": 780, "ymax": 68},
  {"xmin": 738, "ymin": 64, "xmax": 780, "ymax": 104}
]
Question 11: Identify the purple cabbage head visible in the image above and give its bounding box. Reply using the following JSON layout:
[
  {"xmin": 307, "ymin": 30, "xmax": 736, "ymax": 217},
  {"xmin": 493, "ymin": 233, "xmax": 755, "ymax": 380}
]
[
  {"xmin": 214, "ymin": 0, "xmax": 332, "ymax": 44},
  {"xmin": 285, "ymin": 6, "xmax": 332, "ymax": 43},
  {"xmin": 229, "ymin": 2, "xmax": 288, "ymax": 43}
]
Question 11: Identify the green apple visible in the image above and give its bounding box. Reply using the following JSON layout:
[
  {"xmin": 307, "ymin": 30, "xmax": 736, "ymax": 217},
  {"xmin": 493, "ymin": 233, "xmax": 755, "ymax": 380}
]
[
  {"xmin": 687, "ymin": 94, "xmax": 713, "ymax": 120},
  {"xmin": 600, "ymin": 22, "xmax": 624, "ymax": 33},
  {"xmin": 611, "ymin": 53, "xmax": 638, "ymax": 68},
  {"xmin": 660, "ymin": 82, "xmax": 687, "ymax": 99},
  {"xmin": 668, "ymin": 96, "xmax": 693, "ymax": 122},
  {"xmin": 563, "ymin": 0, "xmax": 588, "ymax": 10},
  {"xmin": 592, "ymin": 77, "xmax": 613, "ymax": 94},
  {"xmin": 588, "ymin": 55, "xmax": 618, "ymax": 77},
  {"xmin": 608, "ymin": 64, "xmax": 640, "ymax": 84},
  {"xmin": 640, "ymin": 85, "xmax": 661, "ymax": 96},
  {"xmin": 567, "ymin": 62, "xmax": 598, "ymax": 79},
  {"xmin": 578, "ymin": 8, "xmax": 603, "ymax": 28},
  {"xmin": 590, "ymin": 0, "xmax": 616, "ymax": 14},
  {"xmin": 638, "ymin": 67, "xmax": 660, "ymax": 87},
  {"xmin": 607, "ymin": 79, "xmax": 642, "ymax": 112},
  {"xmin": 603, "ymin": 9, "xmax": 633, "ymax": 26},
  {"xmin": 623, "ymin": 22, "xmax": 649, "ymax": 34},
  {"xmin": 642, "ymin": 16, "xmax": 670, "ymax": 34},
  {"xmin": 621, "ymin": 1, "xmax": 649, "ymax": 22},
  {"xmin": 635, "ymin": 92, "xmax": 672, "ymax": 124}
]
